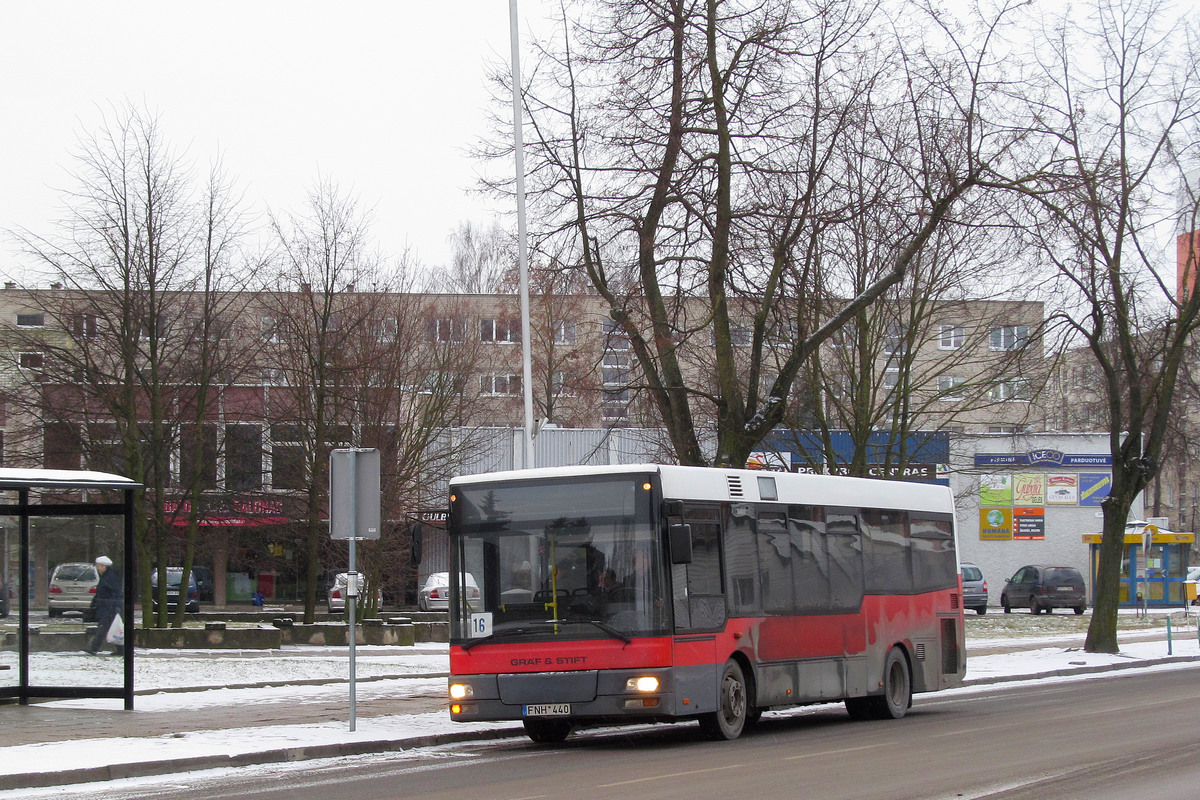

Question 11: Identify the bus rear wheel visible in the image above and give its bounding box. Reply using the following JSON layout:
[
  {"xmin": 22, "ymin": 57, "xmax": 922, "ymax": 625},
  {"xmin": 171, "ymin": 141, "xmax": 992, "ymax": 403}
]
[
  {"xmin": 523, "ymin": 718, "xmax": 572, "ymax": 744},
  {"xmin": 877, "ymin": 648, "xmax": 912, "ymax": 719},
  {"xmin": 699, "ymin": 660, "xmax": 749, "ymax": 740},
  {"xmin": 846, "ymin": 648, "xmax": 911, "ymax": 721}
]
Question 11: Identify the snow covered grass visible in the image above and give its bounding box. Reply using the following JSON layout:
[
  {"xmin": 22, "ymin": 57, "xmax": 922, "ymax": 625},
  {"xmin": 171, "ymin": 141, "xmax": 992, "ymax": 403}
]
[{"xmin": 965, "ymin": 607, "xmax": 1196, "ymax": 638}]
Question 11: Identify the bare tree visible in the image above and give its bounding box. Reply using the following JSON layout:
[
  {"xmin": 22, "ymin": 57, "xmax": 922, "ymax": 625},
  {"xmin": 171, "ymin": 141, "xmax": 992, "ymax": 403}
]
[
  {"xmin": 261, "ymin": 179, "xmax": 384, "ymax": 623},
  {"xmin": 424, "ymin": 220, "xmax": 515, "ymax": 293},
  {"xmin": 1010, "ymin": 0, "xmax": 1200, "ymax": 653},
  {"xmin": 485, "ymin": 0, "xmax": 1026, "ymax": 467},
  {"xmin": 6, "ymin": 103, "xmax": 253, "ymax": 627}
]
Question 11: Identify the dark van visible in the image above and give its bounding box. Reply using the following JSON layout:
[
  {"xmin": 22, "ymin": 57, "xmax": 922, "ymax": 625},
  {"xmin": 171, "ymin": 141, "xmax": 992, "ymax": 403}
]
[{"xmin": 1001, "ymin": 565, "xmax": 1087, "ymax": 615}]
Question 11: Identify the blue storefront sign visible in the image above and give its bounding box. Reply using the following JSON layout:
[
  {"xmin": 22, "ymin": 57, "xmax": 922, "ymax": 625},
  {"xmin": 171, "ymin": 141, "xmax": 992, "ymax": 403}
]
[{"xmin": 974, "ymin": 450, "xmax": 1113, "ymax": 468}]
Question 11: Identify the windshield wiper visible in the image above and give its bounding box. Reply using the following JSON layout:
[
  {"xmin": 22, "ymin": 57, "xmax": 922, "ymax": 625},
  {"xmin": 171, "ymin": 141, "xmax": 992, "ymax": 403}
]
[
  {"xmin": 545, "ymin": 618, "xmax": 632, "ymax": 644},
  {"xmin": 460, "ymin": 626, "xmax": 545, "ymax": 650},
  {"xmin": 462, "ymin": 618, "xmax": 633, "ymax": 649}
]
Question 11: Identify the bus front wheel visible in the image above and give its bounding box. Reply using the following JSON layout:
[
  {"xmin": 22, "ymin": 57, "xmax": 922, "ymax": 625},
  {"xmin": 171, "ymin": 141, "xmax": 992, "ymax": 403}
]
[
  {"xmin": 699, "ymin": 660, "xmax": 749, "ymax": 740},
  {"xmin": 523, "ymin": 718, "xmax": 572, "ymax": 744}
]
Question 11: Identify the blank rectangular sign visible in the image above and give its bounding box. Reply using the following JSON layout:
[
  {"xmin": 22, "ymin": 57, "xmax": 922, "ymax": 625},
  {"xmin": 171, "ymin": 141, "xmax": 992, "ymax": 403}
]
[{"xmin": 329, "ymin": 448, "xmax": 381, "ymax": 540}]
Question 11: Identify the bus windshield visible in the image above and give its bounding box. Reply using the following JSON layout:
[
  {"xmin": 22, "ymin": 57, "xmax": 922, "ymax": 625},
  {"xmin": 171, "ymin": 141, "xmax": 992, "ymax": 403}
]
[{"xmin": 450, "ymin": 473, "xmax": 667, "ymax": 642}]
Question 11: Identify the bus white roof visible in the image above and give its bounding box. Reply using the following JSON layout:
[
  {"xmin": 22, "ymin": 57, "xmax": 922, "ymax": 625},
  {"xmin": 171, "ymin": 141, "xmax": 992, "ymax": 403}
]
[{"xmin": 450, "ymin": 464, "xmax": 952, "ymax": 514}]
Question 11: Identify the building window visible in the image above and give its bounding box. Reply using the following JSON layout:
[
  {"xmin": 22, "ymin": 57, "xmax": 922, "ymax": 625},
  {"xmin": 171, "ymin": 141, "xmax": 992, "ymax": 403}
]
[
  {"xmin": 16, "ymin": 313, "xmax": 45, "ymax": 328},
  {"xmin": 18, "ymin": 352, "xmax": 44, "ymax": 370},
  {"xmin": 990, "ymin": 325, "xmax": 1029, "ymax": 352},
  {"xmin": 429, "ymin": 317, "xmax": 466, "ymax": 343},
  {"xmin": 882, "ymin": 369, "xmax": 900, "ymax": 390},
  {"xmin": 86, "ymin": 422, "xmax": 124, "ymax": 474},
  {"xmin": 225, "ymin": 424, "xmax": 263, "ymax": 491},
  {"xmin": 417, "ymin": 371, "xmax": 466, "ymax": 395},
  {"xmin": 939, "ymin": 325, "xmax": 964, "ymax": 350},
  {"xmin": 884, "ymin": 323, "xmax": 908, "ymax": 356},
  {"xmin": 481, "ymin": 373, "xmax": 522, "ymax": 396},
  {"xmin": 989, "ymin": 379, "xmax": 1031, "ymax": 402},
  {"xmin": 554, "ymin": 320, "xmax": 577, "ymax": 345},
  {"xmin": 551, "ymin": 372, "xmax": 577, "ymax": 397},
  {"xmin": 602, "ymin": 351, "xmax": 631, "ymax": 387},
  {"xmin": 480, "ymin": 318, "xmax": 521, "ymax": 343},
  {"xmin": 262, "ymin": 316, "xmax": 280, "ymax": 343},
  {"xmin": 602, "ymin": 388, "xmax": 630, "ymax": 422},
  {"xmin": 71, "ymin": 313, "xmax": 99, "ymax": 338},
  {"xmin": 270, "ymin": 423, "xmax": 306, "ymax": 491},
  {"xmin": 937, "ymin": 375, "xmax": 966, "ymax": 399},
  {"xmin": 730, "ymin": 323, "xmax": 753, "ymax": 347},
  {"xmin": 179, "ymin": 424, "xmax": 219, "ymax": 490},
  {"xmin": 602, "ymin": 318, "xmax": 630, "ymax": 351},
  {"xmin": 262, "ymin": 368, "xmax": 286, "ymax": 386},
  {"xmin": 377, "ymin": 318, "xmax": 398, "ymax": 343}
]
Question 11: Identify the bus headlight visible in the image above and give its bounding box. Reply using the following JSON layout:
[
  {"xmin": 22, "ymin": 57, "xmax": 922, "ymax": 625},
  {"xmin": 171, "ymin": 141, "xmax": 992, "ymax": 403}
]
[
  {"xmin": 449, "ymin": 683, "xmax": 473, "ymax": 700},
  {"xmin": 626, "ymin": 676, "xmax": 659, "ymax": 693}
]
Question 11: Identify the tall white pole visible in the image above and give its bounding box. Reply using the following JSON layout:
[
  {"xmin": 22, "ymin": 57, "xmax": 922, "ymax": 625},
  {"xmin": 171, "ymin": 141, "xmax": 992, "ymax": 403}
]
[{"xmin": 510, "ymin": 0, "xmax": 535, "ymax": 469}]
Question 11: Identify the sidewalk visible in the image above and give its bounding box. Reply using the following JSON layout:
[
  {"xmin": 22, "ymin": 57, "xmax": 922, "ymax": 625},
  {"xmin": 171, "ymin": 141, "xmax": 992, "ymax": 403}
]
[{"xmin": 2, "ymin": 630, "xmax": 1198, "ymax": 792}]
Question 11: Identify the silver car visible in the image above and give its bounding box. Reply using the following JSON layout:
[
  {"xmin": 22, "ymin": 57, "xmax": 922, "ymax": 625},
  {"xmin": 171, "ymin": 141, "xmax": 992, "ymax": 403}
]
[
  {"xmin": 326, "ymin": 573, "xmax": 383, "ymax": 613},
  {"xmin": 419, "ymin": 572, "xmax": 480, "ymax": 611},
  {"xmin": 47, "ymin": 562, "xmax": 99, "ymax": 617},
  {"xmin": 961, "ymin": 562, "xmax": 988, "ymax": 615}
]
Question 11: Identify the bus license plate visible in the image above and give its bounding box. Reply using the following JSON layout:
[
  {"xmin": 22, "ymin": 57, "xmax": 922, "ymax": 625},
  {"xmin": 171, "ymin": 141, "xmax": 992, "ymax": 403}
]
[{"xmin": 523, "ymin": 703, "xmax": 570, "ymax": 717}]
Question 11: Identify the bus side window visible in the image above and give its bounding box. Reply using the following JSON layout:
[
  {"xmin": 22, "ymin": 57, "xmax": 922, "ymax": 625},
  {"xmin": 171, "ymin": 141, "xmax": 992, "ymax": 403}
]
[
  {"xmin": 724, "ymin": 505, "xmax": 758, "ymax": 614},
  {"xmin": 757, "ymin": 510, "xmax": 792, "ymax": 614},
  {"xmin": 862, "ymin": 509, "xmax": 912, "ymax": 595},
  {"xmin": 910, "ymin": 515, "xmax": 956, "ymax": 592},
  {"xmin": 789, "ymin": 505, "xmax": 829, "ymax": 613},
  {"xmin": 826, "ymin": 512, "xmax": 864, "ymax": 612}
]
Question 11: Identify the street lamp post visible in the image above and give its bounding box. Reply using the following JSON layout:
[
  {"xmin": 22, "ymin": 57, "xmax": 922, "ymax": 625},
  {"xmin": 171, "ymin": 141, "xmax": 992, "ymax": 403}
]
[{"xmin": 510, "ymin": 0, "xmax": 535, "ymax": 469}]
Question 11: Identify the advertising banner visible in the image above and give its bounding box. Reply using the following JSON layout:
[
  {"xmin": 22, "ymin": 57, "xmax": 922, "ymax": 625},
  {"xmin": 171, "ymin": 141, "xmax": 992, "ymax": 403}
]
[
  {"xmin": 1013, "ymin": 507, "xmax": 1046, "ymax": 540},
  {"xmin": 1080, "ymin": 473, "xmax": 1111, "ymax": 507},
  {"xmin": 980, "ymin": 507, "xmax": 1013, "ymax": 540},
  {"xmin": 980, "ymin": 475, "xmax": 1012, "ymax": 506},
  {"xmin": 1013, "ymin": 473, "xmax": 1046, "ymax": 506},
  {"xmin": 1045, "ymin": 474, "xmax": 1079, "ymax": 505}
]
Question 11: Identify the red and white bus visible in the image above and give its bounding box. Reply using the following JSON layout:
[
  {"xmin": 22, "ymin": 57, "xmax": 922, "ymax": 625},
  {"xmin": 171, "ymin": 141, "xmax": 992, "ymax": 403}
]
[{"xmin": 446, "ymin": 464, "xmax": 965, "ymax": 742}]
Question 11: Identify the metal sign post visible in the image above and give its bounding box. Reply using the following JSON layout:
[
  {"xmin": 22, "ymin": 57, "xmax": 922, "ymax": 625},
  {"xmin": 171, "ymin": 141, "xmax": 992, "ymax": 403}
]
[{"xmin": 329, "ymin": 448, "xmax": 381, "ymax": 732}]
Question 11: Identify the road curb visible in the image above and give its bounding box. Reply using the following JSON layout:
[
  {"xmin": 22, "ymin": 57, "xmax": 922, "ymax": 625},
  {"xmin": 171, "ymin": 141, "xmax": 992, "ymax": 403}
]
[
  {"xmin": 6, "ymin": 654, "xmax": 1196, "ymax": 792},
  {"xmin": 0, "ymin": 726, "xmax": 526, "ymax": 792}
]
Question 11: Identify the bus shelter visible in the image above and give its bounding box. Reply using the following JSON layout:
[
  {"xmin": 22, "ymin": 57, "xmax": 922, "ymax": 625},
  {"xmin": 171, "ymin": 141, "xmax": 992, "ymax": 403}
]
[
  {"xmin": 1, "ymin": 468, "xmax": 140, "ymax": 709},
  {"xmin": 1082, "ymin": 524, "xmax": 1194, "ymax": 607}
]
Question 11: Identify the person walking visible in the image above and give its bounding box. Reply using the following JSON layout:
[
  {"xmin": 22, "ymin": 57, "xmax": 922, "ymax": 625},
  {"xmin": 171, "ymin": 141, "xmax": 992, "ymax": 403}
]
[{"xmin": 85, "ymin": 555, "xmax": 122, "ymax": 655}]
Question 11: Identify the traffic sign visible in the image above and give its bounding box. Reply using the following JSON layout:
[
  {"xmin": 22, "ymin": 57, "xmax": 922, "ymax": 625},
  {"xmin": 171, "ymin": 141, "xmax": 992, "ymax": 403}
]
[{"xmin": 329, "ymin": 448, "xmax": 381, "ymax": 540}]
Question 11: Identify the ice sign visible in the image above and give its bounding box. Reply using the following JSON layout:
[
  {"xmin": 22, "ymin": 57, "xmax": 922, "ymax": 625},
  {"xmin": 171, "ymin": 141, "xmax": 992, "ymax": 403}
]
[{"xmin": 469, "ymin": 612, "xmax": 493, "ymax": 638}]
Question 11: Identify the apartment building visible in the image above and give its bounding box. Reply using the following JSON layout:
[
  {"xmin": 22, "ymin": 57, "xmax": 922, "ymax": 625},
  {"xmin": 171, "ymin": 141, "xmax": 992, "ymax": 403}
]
[{"xmin": 0, "ymin": 282, "xmax": 1047, "ymax": 603}]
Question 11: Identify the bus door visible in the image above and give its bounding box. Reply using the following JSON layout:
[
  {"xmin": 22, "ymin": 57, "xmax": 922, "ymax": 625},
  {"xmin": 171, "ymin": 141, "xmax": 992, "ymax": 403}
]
[{"xmin": 670, "ymin": 504, "xmax": 726, "ymax": 715}]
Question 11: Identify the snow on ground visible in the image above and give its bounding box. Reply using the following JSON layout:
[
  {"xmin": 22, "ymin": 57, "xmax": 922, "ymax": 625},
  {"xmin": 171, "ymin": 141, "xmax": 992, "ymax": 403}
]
[{"xmin": 1, "ymin": 612, "xmax": 1198, "ymax": 794}]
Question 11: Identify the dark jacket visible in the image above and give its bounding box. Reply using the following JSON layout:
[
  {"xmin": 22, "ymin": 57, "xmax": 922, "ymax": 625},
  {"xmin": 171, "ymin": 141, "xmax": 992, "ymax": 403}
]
[{"xmin": 94, "ymin": 567, "xmax": 122, "ymax": 606}]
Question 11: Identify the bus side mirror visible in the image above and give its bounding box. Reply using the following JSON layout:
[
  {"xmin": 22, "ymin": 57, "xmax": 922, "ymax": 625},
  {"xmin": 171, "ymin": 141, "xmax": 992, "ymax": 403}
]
[
  {"xmin": 409, "ymin": 523, "xmax": 423, "ymax": 565},
  {"xmin": 669, "ymin": 524, "xmax": 693, "ymax": 564}
]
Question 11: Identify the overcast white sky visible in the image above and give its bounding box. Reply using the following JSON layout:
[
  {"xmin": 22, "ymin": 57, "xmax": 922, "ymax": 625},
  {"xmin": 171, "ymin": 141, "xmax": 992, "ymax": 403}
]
[{"xmin": 0, "ymin": 1, "xmax": 556, "ymax": 279}]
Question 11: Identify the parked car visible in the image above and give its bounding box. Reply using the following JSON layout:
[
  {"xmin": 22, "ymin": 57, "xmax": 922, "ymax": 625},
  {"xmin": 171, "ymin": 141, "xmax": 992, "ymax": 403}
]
[
  {"xmin": 960, "ymin": 562, "xmax": 988, "ymax": 615},
  {"xmin": 151, "ymin": 568, "xmax": 200, "ymax": 613},
  {"xmin": 47, "ymin": 562, "xmax": 99, "ymax": 617},
  {"xmin": 191, "ymin": 566, "xmax": 214, "ymax": 602},
  {"xmin": 326, "ymin": 573, "xmax": 383, "ymax": 613},
  {"xmin": 1001, "ymin": 564, "xmax": 1087, "ymax": 615},
  {"xmin": 419, "ymin": 572, "xmax": 480, "ymax": 611}
]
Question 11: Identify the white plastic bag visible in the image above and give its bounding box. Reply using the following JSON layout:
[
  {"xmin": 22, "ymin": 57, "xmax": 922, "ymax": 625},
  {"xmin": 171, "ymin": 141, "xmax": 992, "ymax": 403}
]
[{"xmin": 106, "ymin": 613, "xmax": 125, "ymax": 646}]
